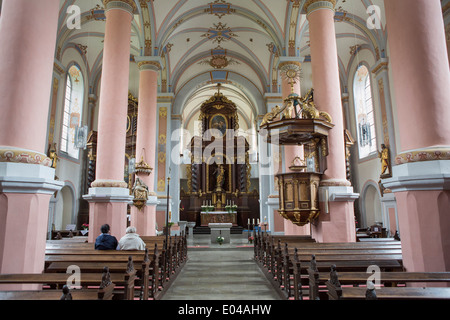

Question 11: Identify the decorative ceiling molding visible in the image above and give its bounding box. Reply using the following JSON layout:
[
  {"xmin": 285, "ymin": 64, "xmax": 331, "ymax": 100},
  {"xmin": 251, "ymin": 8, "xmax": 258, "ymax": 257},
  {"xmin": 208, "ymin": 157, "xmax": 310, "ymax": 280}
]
[
  {"xmin": 204, "ymin": 0, "xmax": 236, "ymax": 19},
  {"xmin": 201, "ymin": 22, "xmax": 238, "ymax": 45}
]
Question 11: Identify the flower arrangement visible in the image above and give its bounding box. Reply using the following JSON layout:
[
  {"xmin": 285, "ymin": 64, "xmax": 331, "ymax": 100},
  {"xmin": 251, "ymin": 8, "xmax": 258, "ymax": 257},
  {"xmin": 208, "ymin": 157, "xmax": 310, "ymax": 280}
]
[
  {"xmin": 201, "ymin": 205, "xmax": 215, "ymax": 213},
  {"xmin": 248, "ymin": 236, "xmax": 254, "ymax": 244},
  {"xmin": 216, "ymin": 236, "xmax": 224, "ymax": 245},
  {"xmin": 225, "ymin": 204, "xmax": 238, "ymax": 213}
]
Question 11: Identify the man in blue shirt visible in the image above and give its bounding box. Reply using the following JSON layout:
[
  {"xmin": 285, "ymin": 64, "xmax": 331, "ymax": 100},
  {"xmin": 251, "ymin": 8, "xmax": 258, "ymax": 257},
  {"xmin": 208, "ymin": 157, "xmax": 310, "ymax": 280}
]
[{"xmin": 95, "ymin": 224, "xmax": 118, "ymax": 250}]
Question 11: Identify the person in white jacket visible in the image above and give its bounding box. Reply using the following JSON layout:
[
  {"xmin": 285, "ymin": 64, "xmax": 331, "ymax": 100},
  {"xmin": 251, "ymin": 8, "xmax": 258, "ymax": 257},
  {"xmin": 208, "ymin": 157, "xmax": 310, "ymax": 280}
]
[{"xmin": 117, "ymin": 226, "xmax": 146, "ymax": 251}]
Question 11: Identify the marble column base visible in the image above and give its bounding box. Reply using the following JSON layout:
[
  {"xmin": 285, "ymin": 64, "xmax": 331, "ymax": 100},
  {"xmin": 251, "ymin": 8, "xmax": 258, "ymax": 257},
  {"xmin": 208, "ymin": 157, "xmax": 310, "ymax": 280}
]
[
  {"xmin": 83, "ymin": 187, "xmax": 133, "ymax": 242},
  {"xmin": 312, "ymin": 185, "xmax": 359, "ymax": 243},
  {"xmin": 0, "ymin": 162, "xmax": 64, "ymax": 289},
  {"xmin": 382, "ymin": 160, "xmax": 450, "ymax": 274}
]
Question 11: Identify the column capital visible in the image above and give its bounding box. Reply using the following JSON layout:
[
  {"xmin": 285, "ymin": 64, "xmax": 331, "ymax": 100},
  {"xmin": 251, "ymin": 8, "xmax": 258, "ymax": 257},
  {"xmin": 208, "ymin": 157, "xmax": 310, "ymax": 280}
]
[
  {"xmin": 103, "ymin": 0, "xmax": 137, "ymax": 15},
  {"xmin": 304, "ymin": 0, "xmax": 336, "ymax": 15},
  {"xmin": 135, "ymin": 56, "xmax": 162, "ymax": 72},
  {"xmin": 371, "ymin": 58, "xmax": 389, "ymax": 77}
]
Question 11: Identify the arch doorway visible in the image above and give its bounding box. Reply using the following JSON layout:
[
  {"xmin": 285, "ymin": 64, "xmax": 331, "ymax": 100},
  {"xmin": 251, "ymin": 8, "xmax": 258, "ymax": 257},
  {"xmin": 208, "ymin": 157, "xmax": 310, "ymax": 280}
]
[{"xmin": 361, "ymin": 183, "xmax": 383, "ymax": 228}]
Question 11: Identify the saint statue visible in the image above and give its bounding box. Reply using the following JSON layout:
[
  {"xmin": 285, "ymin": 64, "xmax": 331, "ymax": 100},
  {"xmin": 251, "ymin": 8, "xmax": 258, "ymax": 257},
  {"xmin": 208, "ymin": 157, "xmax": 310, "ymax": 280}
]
[
  {"xmin": 48, "ymin": 143, "xmax": 58, "ymax": 169},
  {"xmin": 132, "ymin": 177, "xmax": 149, "ymax": 202},
  {"xmin": 214, "ymin": 164, "xmax": 225, "ymax": 191},
  {"xmin": 378, "ymin": 144, "xmax": 391, "ymax": 177}
]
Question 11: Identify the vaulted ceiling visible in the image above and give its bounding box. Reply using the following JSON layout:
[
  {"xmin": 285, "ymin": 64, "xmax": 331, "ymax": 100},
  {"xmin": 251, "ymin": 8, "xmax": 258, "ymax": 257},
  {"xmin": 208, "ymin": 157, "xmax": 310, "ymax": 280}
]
[{"xmin": 56, "ymin": 0, "xmax": 390, "ymax": 131}]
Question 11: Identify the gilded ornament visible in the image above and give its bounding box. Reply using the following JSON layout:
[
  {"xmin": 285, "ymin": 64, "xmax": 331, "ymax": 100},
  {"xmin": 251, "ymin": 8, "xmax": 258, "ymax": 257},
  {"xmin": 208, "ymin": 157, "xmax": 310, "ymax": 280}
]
[
  {"xmin": 132, "ymin": 177, "xmax": 149, "ymax": 211},
  {"xmin": 135, "ymin": 156, "xmax": 153, "ymax": 176},
  {"xmin": 159, "ymin": 107, "xmax": 168, "ymax": 118}
]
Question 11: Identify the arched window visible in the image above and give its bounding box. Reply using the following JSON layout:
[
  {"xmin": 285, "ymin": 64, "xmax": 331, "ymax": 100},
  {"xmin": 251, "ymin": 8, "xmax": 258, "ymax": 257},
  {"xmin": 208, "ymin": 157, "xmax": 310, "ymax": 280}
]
[
  {"xmin": 60, "ymin": 65, "xmax": 84, "ymax": 159},
  {"xmin": 354, "ymin": 64, "xmax": 376, "ymax": 159}
]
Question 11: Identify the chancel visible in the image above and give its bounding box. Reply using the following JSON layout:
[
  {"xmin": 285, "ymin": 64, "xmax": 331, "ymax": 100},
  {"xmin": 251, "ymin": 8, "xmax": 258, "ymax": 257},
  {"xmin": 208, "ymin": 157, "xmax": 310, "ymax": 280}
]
[{"xmin": 0, "ymin": 0, "xmax": 450, "ymax": 302}]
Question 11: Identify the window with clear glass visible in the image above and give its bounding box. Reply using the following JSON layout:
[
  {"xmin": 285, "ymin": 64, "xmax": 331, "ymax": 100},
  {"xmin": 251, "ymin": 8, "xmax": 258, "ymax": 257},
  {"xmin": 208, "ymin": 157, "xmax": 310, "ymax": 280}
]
[
  {"xmin": 354, "ymin": 65, "xmax": 377, "ymax": 159},
  {"xmin": 60, "ymin": 65, "xmax": 84, "ymax": 159}
]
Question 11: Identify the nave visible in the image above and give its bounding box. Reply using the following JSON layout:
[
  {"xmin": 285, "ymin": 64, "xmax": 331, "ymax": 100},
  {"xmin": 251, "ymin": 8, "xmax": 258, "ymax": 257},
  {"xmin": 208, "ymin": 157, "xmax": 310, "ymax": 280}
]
[{"xmin": 161, "ymin": 234, "xmax": 281, "ymax": 301}]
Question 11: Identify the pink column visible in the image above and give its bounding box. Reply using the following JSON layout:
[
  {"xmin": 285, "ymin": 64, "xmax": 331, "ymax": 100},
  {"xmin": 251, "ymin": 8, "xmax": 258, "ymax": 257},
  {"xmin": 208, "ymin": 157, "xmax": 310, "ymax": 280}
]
[
  {"xmin": 0, "ymin": 0, "xmax": 59, "ymax": 153},
  {"xmin": 307, "ymin": 2, "xmax": 347, "ymax": 183},
  {"xmin": 130, "ymin": 59, "xmax": 160, "ymax": 236},
  {"xmin": 0, "ymin": 0, "xmax": 63, "ymax": 284},
  {"xmin": 306, "ymin": 0, "xmax": 356, "ymax": 243},
  {"xmin": 84, "ymin": 0, "xmax": 136, "ymax": 242},
  {"xmin": 385, "ymin": 0, "xmax": 450, "ymax": 152},
  {"xmin": 94, "ymin": 0, "xmax": 136, "ymax": 184},
  {"xmin": 383, "ymin": 0, "xmax": 450, "ymax": 274}
]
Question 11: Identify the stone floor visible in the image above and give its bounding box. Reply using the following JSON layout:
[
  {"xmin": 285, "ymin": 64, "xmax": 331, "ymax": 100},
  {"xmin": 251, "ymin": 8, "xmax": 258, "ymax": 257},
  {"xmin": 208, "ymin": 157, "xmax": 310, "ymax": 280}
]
[{"xmin": 160, "ymin": 234, "xmax": 282, "ymax": 300}]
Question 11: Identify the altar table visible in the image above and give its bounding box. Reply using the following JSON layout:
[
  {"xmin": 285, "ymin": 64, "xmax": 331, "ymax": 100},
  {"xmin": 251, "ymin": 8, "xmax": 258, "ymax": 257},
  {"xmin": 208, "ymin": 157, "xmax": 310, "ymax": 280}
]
[{"xmin": 200, "ymin": 211, "xmax": 237, "ymax": 226}]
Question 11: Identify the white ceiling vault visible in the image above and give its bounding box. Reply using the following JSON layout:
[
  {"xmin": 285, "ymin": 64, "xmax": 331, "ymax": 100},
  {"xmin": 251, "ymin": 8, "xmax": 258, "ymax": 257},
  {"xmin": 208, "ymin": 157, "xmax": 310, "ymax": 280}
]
[{"xmin": 56, "ymin": 0, "xmax": 391, "ymax": 131}]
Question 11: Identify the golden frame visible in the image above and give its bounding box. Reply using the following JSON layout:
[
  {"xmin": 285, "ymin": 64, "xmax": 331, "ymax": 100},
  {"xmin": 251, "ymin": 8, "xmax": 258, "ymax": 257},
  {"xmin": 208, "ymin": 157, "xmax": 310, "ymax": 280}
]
[{"xmin": 209, "ymin": 113, "xmax": 228, "ymax": 136}]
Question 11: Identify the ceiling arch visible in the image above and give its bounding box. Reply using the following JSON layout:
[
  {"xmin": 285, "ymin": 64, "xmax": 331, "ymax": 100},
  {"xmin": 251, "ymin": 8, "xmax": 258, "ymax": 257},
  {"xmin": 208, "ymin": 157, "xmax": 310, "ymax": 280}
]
[{"xmin": 55, "ymin": 0, "xmax": 394, "ymax": 111}]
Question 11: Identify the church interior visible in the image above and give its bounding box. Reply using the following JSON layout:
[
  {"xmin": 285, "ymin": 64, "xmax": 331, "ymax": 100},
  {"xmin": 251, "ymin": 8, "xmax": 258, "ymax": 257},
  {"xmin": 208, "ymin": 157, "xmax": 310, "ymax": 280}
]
[{"xmin": 1, "ymin": 0, "xmax": 450, "ymax": 302}]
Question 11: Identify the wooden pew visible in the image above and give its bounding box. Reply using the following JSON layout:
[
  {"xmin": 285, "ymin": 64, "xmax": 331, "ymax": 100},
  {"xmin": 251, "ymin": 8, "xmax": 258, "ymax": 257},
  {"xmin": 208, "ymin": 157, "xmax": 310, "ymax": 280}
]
[
  {"xmin": 259, "ymin": 239, "xmax": 402, "ymax": 291},
  {"xmin": 254, "ymin": 232, "xmax": 404, "ymax": 300},
  {"xmin": 0, "ymin": 267, "xmax": 115, "ymax": 300},
  {"xmin": 43, "ymin": 234, "xmax": 187, "ymax": 300},
  {"xmin": 325, "ymin": 268, "xmax": 450, "ymax": 300},
  {"xmin": 308, "ymin": 267, "xmax": 450, "ymax": 300},
  {"xmin": 327, "ymin": 286, "xmax": 450, "ymax": 300},
  {"xmin": 44, "ymin": 254, "xmax": 149, "ymax": 300}
]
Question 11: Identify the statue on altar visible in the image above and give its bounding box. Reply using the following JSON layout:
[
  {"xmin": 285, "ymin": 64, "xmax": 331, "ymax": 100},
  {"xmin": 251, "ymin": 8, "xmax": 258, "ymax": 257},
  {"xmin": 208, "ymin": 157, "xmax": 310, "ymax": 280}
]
[{"xmin": 214, "ymin": 164, "xmax": 226, "ymax": 191}]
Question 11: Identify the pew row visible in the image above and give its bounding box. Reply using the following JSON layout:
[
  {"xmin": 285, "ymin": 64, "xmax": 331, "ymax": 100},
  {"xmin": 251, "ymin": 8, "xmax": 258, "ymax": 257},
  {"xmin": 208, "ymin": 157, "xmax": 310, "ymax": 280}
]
[
  {"xmin": 308, "ymin": 264, "xmax": 450, "ymax": 300},
  {"xmin": 325, "ymin": 267, "xmax": 450, "ymax": 300},
  {"xmin": 253, "ymin": 231, "xmax": 404, "ymax": 300},
  {"xmin": 0, "ymin": 267, "xmax": 115, "ymax": 300},
  {"xmin": 41, "ymin": 233, "xmax": 187, "ymax": 300}
]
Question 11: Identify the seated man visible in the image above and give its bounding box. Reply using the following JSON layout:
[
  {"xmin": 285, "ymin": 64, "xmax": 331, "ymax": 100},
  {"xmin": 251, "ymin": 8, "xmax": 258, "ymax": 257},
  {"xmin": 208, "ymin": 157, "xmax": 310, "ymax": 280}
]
[
  {"xmin": 95, "ymin": 224, "xmax": 118, "ymax": 250},
  {"xmin": 117, "ymin": 226, "xmax": 146, "ymax": 251}
]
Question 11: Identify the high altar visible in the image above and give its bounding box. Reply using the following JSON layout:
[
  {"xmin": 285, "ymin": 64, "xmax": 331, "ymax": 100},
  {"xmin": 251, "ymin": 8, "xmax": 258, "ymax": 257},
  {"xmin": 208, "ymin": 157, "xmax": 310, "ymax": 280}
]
[{"xmin": 180, "ymin": 85, "xmax": 259, "ymax": 228}]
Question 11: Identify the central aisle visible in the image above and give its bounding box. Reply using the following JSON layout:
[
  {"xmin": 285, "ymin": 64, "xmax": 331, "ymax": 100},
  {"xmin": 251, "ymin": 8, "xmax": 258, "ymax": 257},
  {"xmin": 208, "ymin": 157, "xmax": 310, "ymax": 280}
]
[{"xmin": 161, "ymin": 234, "xmax": 282, "ymax": 300}]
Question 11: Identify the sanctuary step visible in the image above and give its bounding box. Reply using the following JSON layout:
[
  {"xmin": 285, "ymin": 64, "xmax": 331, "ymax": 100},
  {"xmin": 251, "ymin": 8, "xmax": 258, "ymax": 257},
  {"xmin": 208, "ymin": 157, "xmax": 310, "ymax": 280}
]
[{"xmin": 193, "ymin": 226, "xmax": 244, "ymax": 235}]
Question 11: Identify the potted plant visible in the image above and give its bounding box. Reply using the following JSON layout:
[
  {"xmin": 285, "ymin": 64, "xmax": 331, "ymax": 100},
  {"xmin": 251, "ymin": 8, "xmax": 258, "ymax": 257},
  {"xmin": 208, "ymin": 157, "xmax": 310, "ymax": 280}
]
[
  {"xmin": 232, "ymin": 204, "xmax": 238, "ymax": 213},
  {"xmin": 216, "ymin": 236, "xmax": 224, "ymax": 245},
  {"xmin": 248, "ymin": 235, "xmax": 254, "ymax": 244}
]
